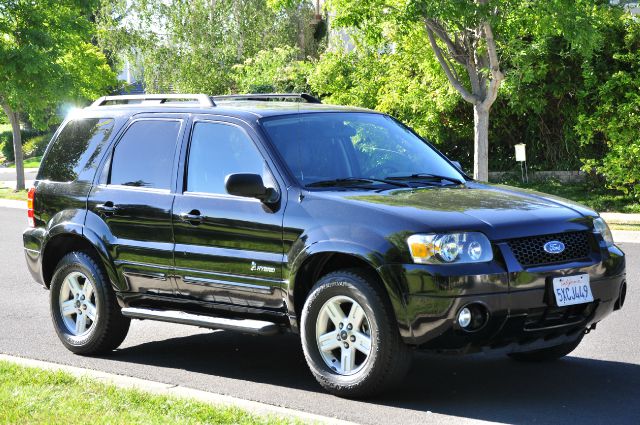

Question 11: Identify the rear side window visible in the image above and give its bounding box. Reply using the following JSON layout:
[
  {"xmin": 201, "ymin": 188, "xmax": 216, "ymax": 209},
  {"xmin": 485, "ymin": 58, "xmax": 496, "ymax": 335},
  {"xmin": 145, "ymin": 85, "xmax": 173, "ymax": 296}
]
[
  {"xmin": 38, "ymin": 118, "xmax": 115, "ymax": 183},
  {"xmin": 186, "ymin": 122, "xmax": 267, "ymax": 195},
  {"xmin": 109, "ymin": 120, "xmax": 181, "ymax": 190}
]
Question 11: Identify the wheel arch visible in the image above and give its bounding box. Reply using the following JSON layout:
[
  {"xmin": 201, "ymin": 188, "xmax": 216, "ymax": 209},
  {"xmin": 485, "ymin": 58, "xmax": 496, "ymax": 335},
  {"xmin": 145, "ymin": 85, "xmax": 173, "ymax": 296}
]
[
  {"xmin": 287, "ymin": 243, "xmax": 408, "ymax": 334},
  {"xmin": 41, "ymin": 227, "xmax": 119, "ymax": 291}
]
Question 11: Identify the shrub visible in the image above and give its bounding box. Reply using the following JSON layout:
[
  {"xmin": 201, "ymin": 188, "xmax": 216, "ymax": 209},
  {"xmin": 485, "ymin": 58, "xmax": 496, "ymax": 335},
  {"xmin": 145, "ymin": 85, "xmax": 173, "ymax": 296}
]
[
  {"xmin": 230, "ymin": 46, "xmax": 313, "ymax": 94},
  {"xmin": 576, "ymin": 14, "xmax": 640, "ymax": 199},
  {"xmin": 23, "ymin": 133, "xmax": 54, "ymax": 158},
  {"xmin": 307, "ymin": 6, "xmax": 639, "ymax": 177},
  {"xmin": 0, "ymin": 128, "xmax": 53, "ymax": 162}
]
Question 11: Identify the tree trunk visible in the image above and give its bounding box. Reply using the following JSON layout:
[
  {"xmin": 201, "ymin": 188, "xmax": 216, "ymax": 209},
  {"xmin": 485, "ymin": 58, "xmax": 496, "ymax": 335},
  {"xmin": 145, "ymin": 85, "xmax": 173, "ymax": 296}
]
[
  {"xmin": 473, "ymin": 104, "xmax": 489, "ymax": 182},
  {"xmin": 1, "ymin": 102, "xmax": 25, "ymax": 190}
]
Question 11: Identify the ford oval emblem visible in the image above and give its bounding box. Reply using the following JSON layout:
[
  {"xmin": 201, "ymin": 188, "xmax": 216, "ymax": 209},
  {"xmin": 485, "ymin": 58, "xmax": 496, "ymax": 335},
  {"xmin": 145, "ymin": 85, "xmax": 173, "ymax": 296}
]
[{"xmin": 543, "ymin": 241, "xmax": 566, "ymax": 254}]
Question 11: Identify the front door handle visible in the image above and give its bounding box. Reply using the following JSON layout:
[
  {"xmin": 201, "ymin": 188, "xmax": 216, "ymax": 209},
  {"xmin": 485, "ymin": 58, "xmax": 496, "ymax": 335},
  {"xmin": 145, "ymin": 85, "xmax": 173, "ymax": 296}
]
[
  {"xmin": 179, "ymin": 210, "xmax": 203, "ymax": 225},
  {"xmin": 96, "ymin": 201, "xmax": 119, "ymax": 215}
]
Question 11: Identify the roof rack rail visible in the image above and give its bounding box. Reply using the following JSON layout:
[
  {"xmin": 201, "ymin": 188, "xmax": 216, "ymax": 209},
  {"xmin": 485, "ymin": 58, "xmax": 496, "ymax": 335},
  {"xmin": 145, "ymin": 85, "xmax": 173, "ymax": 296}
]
[
  {"xmin": 91, "ymin": 94, "xmax": 215, "ymax": 107},
  {"xmin": 211, "ymin": 93, "xmax": 322, "ymax": 104}
]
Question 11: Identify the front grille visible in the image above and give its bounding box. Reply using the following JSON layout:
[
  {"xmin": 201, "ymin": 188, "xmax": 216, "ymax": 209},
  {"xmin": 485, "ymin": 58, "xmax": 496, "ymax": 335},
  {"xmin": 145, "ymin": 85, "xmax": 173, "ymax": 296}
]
[{"xmin": 507, "ymin": 231, "xmax": 592, "ymax": 267}]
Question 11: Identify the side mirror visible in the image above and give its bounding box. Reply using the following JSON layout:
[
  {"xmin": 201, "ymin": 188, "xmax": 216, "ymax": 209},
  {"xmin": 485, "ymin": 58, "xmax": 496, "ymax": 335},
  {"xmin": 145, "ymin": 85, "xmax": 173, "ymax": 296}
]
[
  {"xmin": 225, "ymin": 173, "xmax": 279, "ymax": 203},
  {"xmin": 451, "ymin": 161, "xmax": 463, "ymax": 171}
]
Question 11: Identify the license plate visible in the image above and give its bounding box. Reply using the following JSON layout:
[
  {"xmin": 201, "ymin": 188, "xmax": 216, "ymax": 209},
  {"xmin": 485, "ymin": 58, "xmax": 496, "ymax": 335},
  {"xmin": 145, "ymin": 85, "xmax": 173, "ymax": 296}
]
[{"xmin": 552, "ymin": 274, "xmax": 593, "ymax": 307}]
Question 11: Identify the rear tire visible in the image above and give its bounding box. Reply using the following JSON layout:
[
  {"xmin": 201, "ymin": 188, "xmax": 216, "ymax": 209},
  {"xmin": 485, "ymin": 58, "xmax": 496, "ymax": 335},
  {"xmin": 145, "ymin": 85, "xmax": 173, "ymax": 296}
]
[
  {"xmin": 508, "ymin": 333, "xmax": 584, "ymax": 362},
  {"xmin": 50, "ymin": 251, "xmax": 130, "ymax": 355},
  {"xmin": 300, "ymin": 269, "xmax": 412, "ymax": 398}
]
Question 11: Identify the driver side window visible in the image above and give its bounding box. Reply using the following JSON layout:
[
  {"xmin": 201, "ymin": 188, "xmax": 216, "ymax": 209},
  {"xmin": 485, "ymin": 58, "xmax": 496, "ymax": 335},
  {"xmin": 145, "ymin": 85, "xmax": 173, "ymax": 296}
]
[{"xmin": 186, "ymin": 122, "xmax": 273, "ymax": 195}]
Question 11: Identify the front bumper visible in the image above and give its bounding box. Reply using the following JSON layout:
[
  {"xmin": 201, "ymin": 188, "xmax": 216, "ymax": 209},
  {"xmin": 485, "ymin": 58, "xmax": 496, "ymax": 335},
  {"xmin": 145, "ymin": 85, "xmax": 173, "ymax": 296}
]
[{"xmin": 382, "ymin": 242, "xmax": 626, "ymax": 354}]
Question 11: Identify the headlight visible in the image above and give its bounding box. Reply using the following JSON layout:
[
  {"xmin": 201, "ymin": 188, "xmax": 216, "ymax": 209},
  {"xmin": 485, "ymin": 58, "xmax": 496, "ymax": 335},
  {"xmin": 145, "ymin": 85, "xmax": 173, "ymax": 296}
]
[
  {"xmin": 407, "ymin": 232, "xmax": 493, "ymax": 264},
  {"xmin": 593, "ymin": 217, "xmax": 614, "ymax": 247}
]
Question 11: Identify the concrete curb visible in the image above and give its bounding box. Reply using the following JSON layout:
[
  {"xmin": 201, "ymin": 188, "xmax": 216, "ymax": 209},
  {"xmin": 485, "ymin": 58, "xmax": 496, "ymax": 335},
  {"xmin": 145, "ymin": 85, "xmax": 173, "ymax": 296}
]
[{"xmin": 0, "ymin": 354, "xmax": 357, "ymax": 425}]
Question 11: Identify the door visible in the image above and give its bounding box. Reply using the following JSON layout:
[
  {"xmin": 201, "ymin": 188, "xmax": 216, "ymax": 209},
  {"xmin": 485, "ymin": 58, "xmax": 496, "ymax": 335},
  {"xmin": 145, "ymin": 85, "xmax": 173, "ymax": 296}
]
[
  {"xmin": 87, "ymin": 117, "xmax": 185, "ymax": 295},
  {"xmin": 172, "ymin": 118, "xmax": 286, "ymax": 311}
]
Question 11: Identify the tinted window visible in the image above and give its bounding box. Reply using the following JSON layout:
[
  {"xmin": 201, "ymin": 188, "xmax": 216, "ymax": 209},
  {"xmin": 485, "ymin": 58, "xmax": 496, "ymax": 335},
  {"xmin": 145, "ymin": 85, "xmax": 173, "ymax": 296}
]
[
  {"xmin": 39, "ymin": 118, "xmax": 115, "ymax": 182},
  {"xmin": 261, "ymin": 113, "xmax": 464, "ymax": 185},
  {"xmin": 186, "ymin": 122, "xmax": 268, "ymax": 195},
  {"xmin": 110, "ymin": 120, "xmax": 181, "ymax": 189}
]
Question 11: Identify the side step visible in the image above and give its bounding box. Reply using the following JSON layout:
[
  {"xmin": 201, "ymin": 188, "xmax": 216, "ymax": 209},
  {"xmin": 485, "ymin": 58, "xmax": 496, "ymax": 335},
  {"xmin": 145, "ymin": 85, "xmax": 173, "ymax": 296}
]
[{"xmin": 121, "ymin": 307, "xmax": 280, "ymax": 336}]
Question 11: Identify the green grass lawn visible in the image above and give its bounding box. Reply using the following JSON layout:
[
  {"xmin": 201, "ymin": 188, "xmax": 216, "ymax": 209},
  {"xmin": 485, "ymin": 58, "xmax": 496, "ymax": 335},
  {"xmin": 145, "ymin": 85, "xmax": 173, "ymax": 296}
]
[
  {"xmin": 7, "ymin": 155, "xmax": 42, "ymax": 169},
  {"xmin": 0, "ymin": 187, "xmax": 28, "ymax": 201},
  {"xmin": 0, "ymin": 361, "xmax": 292, "ymax": 425},
  {"xmin": 504, "ymin": 180, "xmax": 640, "ymax": 214}
]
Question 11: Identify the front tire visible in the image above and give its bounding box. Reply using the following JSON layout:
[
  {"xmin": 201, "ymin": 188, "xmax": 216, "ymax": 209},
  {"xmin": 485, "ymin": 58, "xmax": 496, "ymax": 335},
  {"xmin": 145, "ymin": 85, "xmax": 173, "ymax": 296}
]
[
  {"xmin": 508, "ymin": 333, "xmax": 584, "ymax": 362},
  {"xmin": 300, "ymin": 269, "xmax": 412, "ymax": 398},
  {"xmin": 50, "ymin": 252, "xmax": 130, "ymax": 355}
]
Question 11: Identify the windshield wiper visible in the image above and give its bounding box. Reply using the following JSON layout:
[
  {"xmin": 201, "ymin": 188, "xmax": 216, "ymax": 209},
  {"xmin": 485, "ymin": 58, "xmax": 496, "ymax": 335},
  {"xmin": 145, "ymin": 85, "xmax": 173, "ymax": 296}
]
[
  {"xmin": 306, "ymin": 177, "xmax": 410, "ymax": 188},
  {"xmin": 385, "ymin": 173, "xmax": 464, "ymax": 185}
]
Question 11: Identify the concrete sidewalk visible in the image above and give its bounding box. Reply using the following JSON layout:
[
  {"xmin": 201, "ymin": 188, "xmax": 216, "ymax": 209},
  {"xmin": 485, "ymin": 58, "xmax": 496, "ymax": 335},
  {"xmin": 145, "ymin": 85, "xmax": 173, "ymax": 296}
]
[{"xmin": 600, "ymin": 212, "xmax": 640, "ymax": 224}]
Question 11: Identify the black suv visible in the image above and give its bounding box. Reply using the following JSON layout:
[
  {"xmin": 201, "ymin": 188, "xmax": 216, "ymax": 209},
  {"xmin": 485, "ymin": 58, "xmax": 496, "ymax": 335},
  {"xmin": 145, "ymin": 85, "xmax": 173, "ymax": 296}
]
[{"xmin": 23, "ymin": 93, "xmax": 626, "ymax": 398}]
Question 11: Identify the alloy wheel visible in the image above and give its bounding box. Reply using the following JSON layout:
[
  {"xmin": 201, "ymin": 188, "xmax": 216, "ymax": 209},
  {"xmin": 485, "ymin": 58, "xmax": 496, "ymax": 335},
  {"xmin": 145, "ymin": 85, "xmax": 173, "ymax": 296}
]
[
  {"xmin": 58, "ymin": 271, "xmax": 98, "ymax": 336},
  {"xmin": 315, "ymin": 295, "xmax": 372, "ymax": 375}
]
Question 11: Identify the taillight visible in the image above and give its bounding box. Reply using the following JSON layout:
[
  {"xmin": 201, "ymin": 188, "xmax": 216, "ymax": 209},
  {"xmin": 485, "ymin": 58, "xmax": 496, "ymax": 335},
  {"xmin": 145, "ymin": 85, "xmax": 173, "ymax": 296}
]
[{"xmin": 27, "ymin": 187, "xmax": 35, "ymax": 227}]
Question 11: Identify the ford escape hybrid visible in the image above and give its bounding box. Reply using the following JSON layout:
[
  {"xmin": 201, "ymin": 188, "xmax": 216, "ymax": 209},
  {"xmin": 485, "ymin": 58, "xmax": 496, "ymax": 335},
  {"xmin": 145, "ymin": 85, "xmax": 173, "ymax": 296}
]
[{"xmin": 23, "ymin": 93, "xmax": 627, "ymax": 398}]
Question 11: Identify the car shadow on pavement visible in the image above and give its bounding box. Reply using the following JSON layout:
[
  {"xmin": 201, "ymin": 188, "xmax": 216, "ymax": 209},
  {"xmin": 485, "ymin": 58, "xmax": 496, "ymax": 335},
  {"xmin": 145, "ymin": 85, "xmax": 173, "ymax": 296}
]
[
  {"xmin": 108, "ymin": 330, "xmax": 640, "ymax": 425},
  {"xmin": 377, "ymin": 351, "xmax": 640, "ymax": 424}
]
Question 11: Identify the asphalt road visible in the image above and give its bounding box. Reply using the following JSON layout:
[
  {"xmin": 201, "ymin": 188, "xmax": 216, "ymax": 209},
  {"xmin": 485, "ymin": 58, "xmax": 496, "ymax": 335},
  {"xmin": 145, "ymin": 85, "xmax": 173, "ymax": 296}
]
[
  {"xmin": 0, "ymin": 167, "xmax": 38, "ymax": 180},
  {"xmin": 0, "ymin": 167, "xmax": 37, "ymax": 188},
  {"xmin": 1, "ymin": 206, "xmax": 638, "ymax": 425}
]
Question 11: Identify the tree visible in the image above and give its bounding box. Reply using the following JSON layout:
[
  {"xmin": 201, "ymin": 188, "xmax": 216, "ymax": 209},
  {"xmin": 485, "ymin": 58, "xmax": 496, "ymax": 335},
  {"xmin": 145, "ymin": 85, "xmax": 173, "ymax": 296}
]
[
  {"xmin": 97, "ymin": 0, "xmax": 319, "ymax": 95},
  {"xmin": 308, "ymin": 32, "xmax": 469, "ymax": 164},
  {"xmin": 231, "ymin": 46, "xmax": 313, "ymax": 93},
  {"xmin": 320, "ymin": 0, "xmax": 604, "ymax": 181},
  {"xmin": 577, "ymin": 12, "xmax": 640, "ymax": 198},
  {"xmin": 0, "ymin": 0, "xmax": 116, "ymax": 190}
]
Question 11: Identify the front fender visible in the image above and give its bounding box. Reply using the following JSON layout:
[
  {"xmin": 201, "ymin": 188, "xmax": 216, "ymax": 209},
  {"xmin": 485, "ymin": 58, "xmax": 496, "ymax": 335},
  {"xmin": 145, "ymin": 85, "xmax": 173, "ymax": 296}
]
[{"xmin": 286, "ymin": 239, "xmax": 410, "ymax": 337}]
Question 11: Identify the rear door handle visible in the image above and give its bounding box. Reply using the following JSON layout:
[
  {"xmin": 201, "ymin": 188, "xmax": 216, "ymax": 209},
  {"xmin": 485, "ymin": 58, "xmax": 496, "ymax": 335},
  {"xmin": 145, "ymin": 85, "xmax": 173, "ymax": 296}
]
[
  {"xmin": 179, "ymin": 210, "xmax": 203, "ymax": 225},
  {"xmin": 96, "ymin": 202, "xmax": 119, "ymax": 215}
]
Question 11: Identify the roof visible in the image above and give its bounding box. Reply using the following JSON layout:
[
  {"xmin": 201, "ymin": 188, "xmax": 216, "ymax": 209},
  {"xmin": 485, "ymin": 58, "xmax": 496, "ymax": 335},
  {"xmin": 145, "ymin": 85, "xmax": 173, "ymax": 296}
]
[{"xmin": 83, "ymin": 93, "xmax": 376, "ymax": 120}]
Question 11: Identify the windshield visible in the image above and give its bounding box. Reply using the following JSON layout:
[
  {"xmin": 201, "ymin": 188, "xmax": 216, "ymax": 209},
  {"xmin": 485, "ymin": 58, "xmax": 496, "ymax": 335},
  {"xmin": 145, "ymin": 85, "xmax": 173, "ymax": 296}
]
[{"xmin": 261, "ymin": 112, "xmax": 465, "ymax": 188}]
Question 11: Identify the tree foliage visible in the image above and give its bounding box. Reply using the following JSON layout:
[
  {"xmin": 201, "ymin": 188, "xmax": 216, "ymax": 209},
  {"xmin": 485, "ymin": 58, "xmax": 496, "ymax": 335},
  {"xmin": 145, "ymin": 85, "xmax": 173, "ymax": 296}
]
[
  {"xmin": 97, "ymin": 0, "xmax": 320, "ymax": 95},
  {"xmin": 319, "ymin": 0, "xmax": 610, "ymax": 180},
  {"xmin": 307, "ymin": 2, "xmax": 639, "ymax": 185},
  {"xmin": 0, "ymin": 0, "xmax": 116, "ymax": 189},
  {"xmin": 577, "ymin": 12, "xmax": 640, "ymax": 198},
  {"xmin": 308, "ymin": 25, "xmax": 470, "ymax": 162},
  {"xmin": 231, "ymin": 47, "xmax": 313, "ymax": 93},
  {"xmin": 0, "ymin": 0, "xmax": 115, "ymax": 128}
]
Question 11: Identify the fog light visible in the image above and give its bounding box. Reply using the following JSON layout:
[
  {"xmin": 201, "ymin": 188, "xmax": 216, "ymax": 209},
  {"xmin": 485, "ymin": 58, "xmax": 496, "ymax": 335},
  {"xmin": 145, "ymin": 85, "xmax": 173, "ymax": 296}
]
[{"xmin": 458, "ymin": 307, "xmax": 472, "ymax": 328}]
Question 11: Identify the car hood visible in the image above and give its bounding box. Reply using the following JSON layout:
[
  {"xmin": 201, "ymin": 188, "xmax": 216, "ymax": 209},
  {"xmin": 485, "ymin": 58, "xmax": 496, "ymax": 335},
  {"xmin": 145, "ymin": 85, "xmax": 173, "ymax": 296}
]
[{"xmin": 315, "ymin": 182, "xmax": 597, "ymax": 240}]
